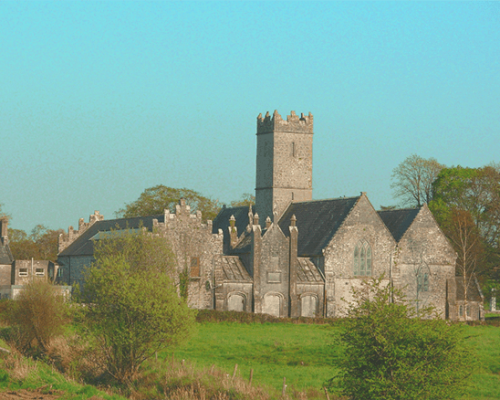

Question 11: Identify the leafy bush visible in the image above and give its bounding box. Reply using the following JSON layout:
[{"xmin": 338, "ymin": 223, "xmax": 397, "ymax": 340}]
[
  {"xmin": 4, "ymin": 280, "xmax": 68, "ymax": 357},
  {"xmin": 80, "ymin": 229, "xmax": 196, "ymax": 383},
  {"xmin": 331, "ymin": 277, "xmax": 475, "ymax": 400}
]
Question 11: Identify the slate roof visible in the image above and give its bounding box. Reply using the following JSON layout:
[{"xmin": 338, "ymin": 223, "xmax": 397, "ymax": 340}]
[
  {"xmin": 296, "ymin": 258, "xmax": 324, "ymax": 283},
  {"xmin": 278, "ymin": 197, "xmax": 360, "ymax": 256},
  {"xmin": 212, "ymin": 205, "xmax": 256, "ymax": 254},
  {"xmin": 0, "ymin": 242, "xmax": 13, "ymax": 265},
  {"xmin": 220, "ymin": 256, "xmax": 252, "ymax": 282},
  {"xmin": 377, "ymin": 208, "xmax": 420, "ymax": 242},
  {"xmin": 212, "ymin": 205, "xmax": 255, "ymax": 235},
  {"xmin": 58, "ymin": 215, "xmax": 165, "ymax": 257}
]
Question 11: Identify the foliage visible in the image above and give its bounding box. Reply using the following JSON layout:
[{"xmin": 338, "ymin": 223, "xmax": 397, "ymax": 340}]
[
  {"xmin": 331, "ymin": 277, "xmax": 475, "ymax": 400},
  {"xmin": 115, "ymin": 185, "xmax": 220, "ymax": 222},
  {"xmin": 391, "ymin": 155, "xmax": 445, "ymax": 207},
  {"xmin": 8, "ymin": 225, "xmax": 63, "ymax": 262},
  {"xmin": 430, "ymin": 165, "xmax": 500, "ymax": 281},
  {"xmin": 3, "ymin": 280, "xmax": 69, "ymax": 357},
  {"xmin": 80, "ymin": 229, "xmax": 196, "ymax": 383},
  {"xmin": 230, "ymin": 193, "xmax": 256, "ymax": 207}
]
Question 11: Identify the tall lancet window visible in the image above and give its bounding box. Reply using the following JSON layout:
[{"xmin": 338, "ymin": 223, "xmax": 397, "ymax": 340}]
[{"xmin": 354, "ymin": 241, "xmax": 372, "ymax": 276}]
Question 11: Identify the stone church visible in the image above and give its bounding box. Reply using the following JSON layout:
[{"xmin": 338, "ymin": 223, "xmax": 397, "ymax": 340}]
[{"xmin": 56, "ymin": 110, "xmax": 484, "ymax": 320}]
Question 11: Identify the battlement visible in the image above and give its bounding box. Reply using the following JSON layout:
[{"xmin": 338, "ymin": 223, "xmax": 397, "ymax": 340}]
[
  {"xmin": 257, "ymin": 110, "xmax": 313, "ymax": 134},
  {"xmin": 59, "ymin": 211, "xmax": 104, "ymax": 253}
]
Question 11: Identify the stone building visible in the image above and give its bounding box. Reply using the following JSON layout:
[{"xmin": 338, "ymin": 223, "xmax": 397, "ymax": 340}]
[
  {"xmin": 56, "ymin": 110, "xmax": 483, "ymax": 320},
  {"xmin": 0, "ymin": 217, "xmax": 67, "ymax": 299}
]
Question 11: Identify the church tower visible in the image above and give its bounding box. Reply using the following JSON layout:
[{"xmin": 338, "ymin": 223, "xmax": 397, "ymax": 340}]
[{"xmin": 255, "ymin": 110, "xmax": 314, "ymax": 223}]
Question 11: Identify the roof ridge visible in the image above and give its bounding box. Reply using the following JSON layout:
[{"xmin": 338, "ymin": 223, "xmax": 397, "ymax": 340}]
[
  {"xmin": 291, "ymin": 195, "xmax": 361, "ymax": 205},
  {"xmin": 378, "ymin": 207, "xmax": 420, "ymax": 213}
]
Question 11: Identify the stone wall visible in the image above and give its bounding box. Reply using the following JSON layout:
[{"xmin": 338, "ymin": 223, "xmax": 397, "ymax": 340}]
[
  {"xmin": 392, "ymin": 206, "xmax": 456, "ymax": 318},
  {"xmin": 255, "ymin": 111, "xmax": 313, "ymax": 223},
  {"xmin": 152, "ymin": 199, "xmax": 224, "ymax": 310},
  {"xmin": 323, "ymin": 194, "xmax": 395, "ymax": 317},
  {"xmin": 56, "ymin": 255, "xmax": 93, "ymax": 288},
  {"xmin": 12, "ymin": 260, "xmax": 53, "ymax": 285},
  {"xmin": 249, "ymin": 219, "xmax": 291, "ymax": 317}
]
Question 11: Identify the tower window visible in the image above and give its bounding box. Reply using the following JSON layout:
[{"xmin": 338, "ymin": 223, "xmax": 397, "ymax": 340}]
[{"xmin": 292, "ymin": 142, "xmax": 296, "ymax": 157}]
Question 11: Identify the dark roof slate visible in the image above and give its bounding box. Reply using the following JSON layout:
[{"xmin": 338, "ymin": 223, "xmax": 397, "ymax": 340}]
[
  {"xmin": 58, "ymin": 215, "xmax": 165, "ymax": 257},
  {"xmin": 212, "ymin": 205, "xmax": 255, "ymax": 254},
  {"xmin": 0, "ymin": 243, "xmax": 13, "ymax": 265},
  {"xmin": 278, "ymin": 197, "xmax": 360, "ymax": 256},
  {"xmin": 296, "ymin": 258, "xmax": 324, "ymax": 283},
  {"xmin": 377, "ymin": 208, "xmax": 420, "ymax": 242},
  {"xmin": 220, "ymin": 256, "xmax": 252, "ymax": 282}
]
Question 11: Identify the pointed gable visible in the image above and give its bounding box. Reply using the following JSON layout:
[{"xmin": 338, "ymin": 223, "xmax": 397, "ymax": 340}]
[
  {"xmin": 378, "ymin": 208, "xmax": 420, "ymax": 242},
  {"xmin": 278, "ymin": 196, "xmax": 360, "ymax": 256}
]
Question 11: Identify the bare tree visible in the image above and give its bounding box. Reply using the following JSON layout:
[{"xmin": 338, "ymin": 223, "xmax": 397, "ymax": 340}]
[
  {"xmin": 391, "ymin": 155, "xmax": 445, "ymax": 207},
  {"xmin": 445, "ymin": 209, "xmax": 483, "ymax": 320}
]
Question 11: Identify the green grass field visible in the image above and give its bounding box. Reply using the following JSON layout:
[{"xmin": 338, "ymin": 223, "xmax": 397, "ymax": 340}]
[{"xmin": 171, "ymin": 321, "xmax": 500, "ymax": 399}]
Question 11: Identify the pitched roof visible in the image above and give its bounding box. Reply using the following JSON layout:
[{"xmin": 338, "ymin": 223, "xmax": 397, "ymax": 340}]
[
  {"xmin": 296, "ymin": 257, "xmax": 324, "ymax": 283},
  {"xmin": 212, "ymin": 205, "xmax": 255, "ymax": 235},
  {"xmin": 212, "ymin": 205, "xmax": 255, "ymax": 253},
  {"xmin": 0, "ymin": 242, "xmax": 13, "ymax": 265},
  {"xmin": 220, "ymin": 256, "xmax": 252, "ymax": 282},
  {"xmin": 279, "ymin": 197, "xmax": 360, "ymax": 256},
  {"xmin": 377, "ymin": 208, "xmax": 421, "ymax": 242},
  {"xmin": 58, "ymin": 215, "xmax": 165, "ymax": 257}
]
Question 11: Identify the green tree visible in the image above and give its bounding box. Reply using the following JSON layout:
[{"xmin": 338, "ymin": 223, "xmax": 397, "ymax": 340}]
[
  {"xmin": 8, "ymin": 225, "xmax": 63, "ymax": 262},
  {"xmin": 391, "ymin": 155, "xmax": 445, "ymax": 207},
  {"xmin": 331, "ymin": 277, "xmax": 475, "ymax": 400},
  {"xmin": 80, "ymin": 229, "xmax": 195, "ymax": 383},
  {"xmin": 430, "ymin": 165, "xmax": 500, "ymax": 280},
  {"xmin": 4, "ymin": 280, "xmax": 68, "ymax": 357},
  {"xmin": 116, "ymin": 185, "xmax": 220, "ymax": 222},
  {"xmin": 230, "ymin": 193, "xmax": 255, "ymax": 207}
]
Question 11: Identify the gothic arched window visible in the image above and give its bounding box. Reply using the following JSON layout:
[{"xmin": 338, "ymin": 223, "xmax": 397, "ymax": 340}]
[
  {"xmin": 417, "ymin": 263, "xmax": 430, "ymax": 292},
  {"xmin": 354, "ymin": 241, "xmax": 372, "ymax": 276}
]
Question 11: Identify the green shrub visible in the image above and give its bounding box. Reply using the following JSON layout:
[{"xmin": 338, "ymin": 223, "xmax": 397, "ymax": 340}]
[
  {"xmin": 80, "ymin": 229, "xmax": 196, "ymax": 383},
  {"xmin": 331, "ymin": 277, "xmax": 476, "ymax": 400},
  {"xmin": 4, "ymin": 280, "xmax": 68, "ymax": 357}
]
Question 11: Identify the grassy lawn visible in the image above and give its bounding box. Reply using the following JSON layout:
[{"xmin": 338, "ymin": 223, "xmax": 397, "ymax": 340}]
[{"xmin": 172, "ymin": 321, "xmax": 500, "ymax": 399}]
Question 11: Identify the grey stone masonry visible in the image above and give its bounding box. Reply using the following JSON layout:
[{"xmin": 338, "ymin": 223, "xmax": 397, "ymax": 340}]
[{"xmin": 256, "ymin": 110, "xmax": 313, "ymax": 224}]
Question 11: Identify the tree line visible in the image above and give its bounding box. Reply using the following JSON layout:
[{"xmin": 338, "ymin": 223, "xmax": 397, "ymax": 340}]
[{"xmin": 391, "ymin": 155, "xmax": 500, "ymax": 300}]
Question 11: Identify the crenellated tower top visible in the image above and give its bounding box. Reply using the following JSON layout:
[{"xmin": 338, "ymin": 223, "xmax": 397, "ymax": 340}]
[
  {"xmin": 257, "ymin": 110, "xmax": 313, "ymax": 135},
  {"xmin": 255, "ymin": 109, "xmax": 314, "ymax": 225}
]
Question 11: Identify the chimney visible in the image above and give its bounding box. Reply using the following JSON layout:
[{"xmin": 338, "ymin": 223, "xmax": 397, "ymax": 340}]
[{"xmin": 0, "ymin": 217, "xmax": 8, "ymax": 245}]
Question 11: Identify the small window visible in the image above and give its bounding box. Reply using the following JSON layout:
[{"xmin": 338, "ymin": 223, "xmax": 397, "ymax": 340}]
[
  {"xmin": 35, "ymin": 268, "xmax": 45, "ymax": 276},
  {"xmin": 354, "ymin": 241, "xmax": 372, "ymax": 276},
  {"xmin": 190, "ymin": 257, "xmax": 200, "ymax": 278},
  {"xmin": 19, "ymin": 268, "xmax": 28, "ymax": 276},
  {"xmin": 291, "ymin": 142, "xmax": 296, "ymax": 157},
  {"xmin": 57, "ymin": 268, "xmax": 63, "ymax": 278},
  {"xmin": 466, "ymin": 305, "xmax": 471, "ymax": 317},
  {"xmin": 459, "ymin": 305, "xmax": 464, "ymax": 317}
]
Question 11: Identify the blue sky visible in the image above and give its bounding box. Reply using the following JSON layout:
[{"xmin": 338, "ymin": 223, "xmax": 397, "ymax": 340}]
[{"xmin": 1, "ymin": 1, "xmax": 499, "ymax": 233}]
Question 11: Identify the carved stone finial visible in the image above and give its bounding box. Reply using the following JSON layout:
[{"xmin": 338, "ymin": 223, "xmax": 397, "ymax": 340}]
[
  {"xmin": 253, "ymin": 213, "xmax": 259, "ymax": 226},
  {"xmin": 290, "ymin": 214, "xmax": 297, "ymax": 227},
  {"xmin": 266, "ymin": 216, "xmax": 271, "ymax": 229}
]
